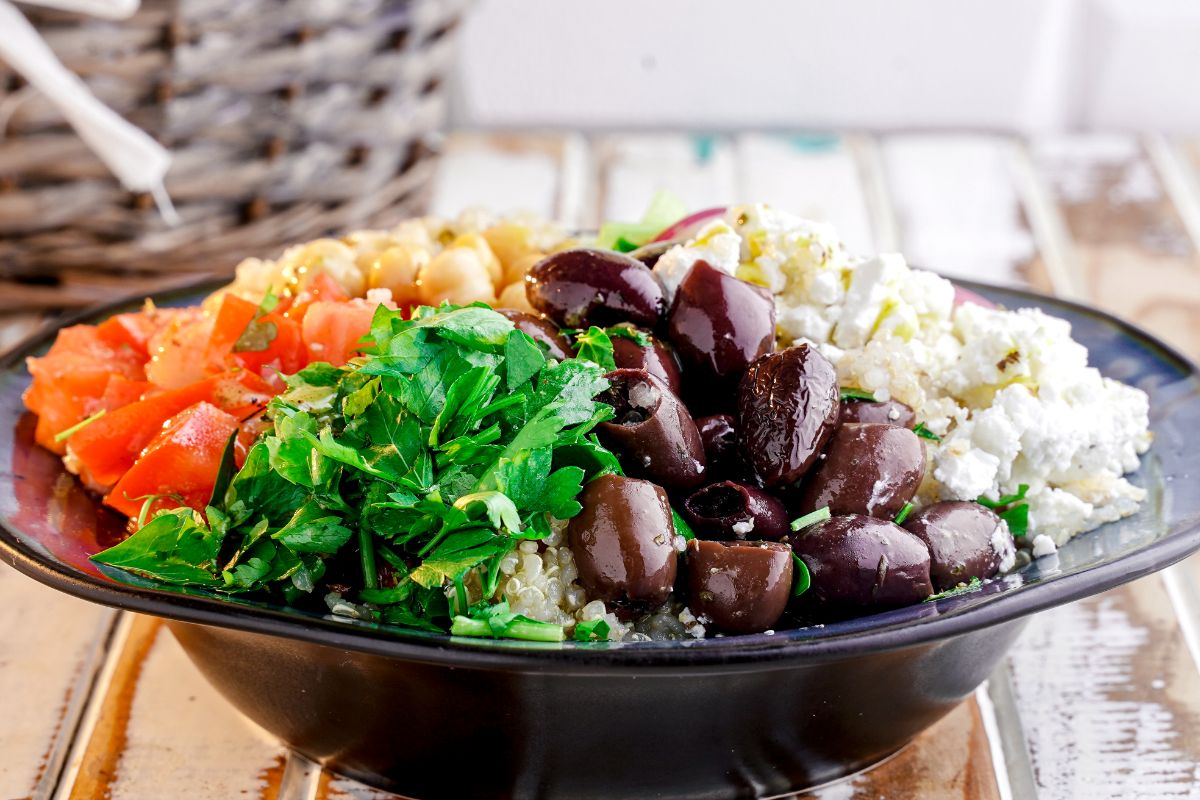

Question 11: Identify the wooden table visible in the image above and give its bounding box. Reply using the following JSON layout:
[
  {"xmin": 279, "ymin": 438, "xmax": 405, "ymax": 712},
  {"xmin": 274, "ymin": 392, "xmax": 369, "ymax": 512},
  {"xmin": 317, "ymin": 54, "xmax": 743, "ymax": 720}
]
[{"xmin": 3, "ymin": 130, "xmax": 1200, "ymax": 800}]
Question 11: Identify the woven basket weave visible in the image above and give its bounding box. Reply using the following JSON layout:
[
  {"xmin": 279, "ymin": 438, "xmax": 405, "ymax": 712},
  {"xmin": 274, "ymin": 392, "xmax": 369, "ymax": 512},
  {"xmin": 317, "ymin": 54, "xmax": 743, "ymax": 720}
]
[{"xmin": 0, "ymin": 0, "xmax": 466, "ymax": 310}]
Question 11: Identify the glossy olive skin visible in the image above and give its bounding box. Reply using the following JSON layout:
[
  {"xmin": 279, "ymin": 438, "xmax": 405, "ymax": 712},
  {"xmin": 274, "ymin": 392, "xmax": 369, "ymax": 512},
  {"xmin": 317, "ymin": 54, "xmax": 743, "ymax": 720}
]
[
  {"xmin": 567, "ymin": 474, "xmax": 678, "ymax": 608},
  {"xmin": 797, "ymin": 423, "xmax": 926, "ymax": 519},
  {"xmin": 525, "ymin": 248, "xmax": 666, "ymax": 328},
  {"xmin": 610, "ymin": 332, "xmax": 684, "ymax": 396},
  {"xmin": 738, "ymin": 344, "xmax": 840, "ymax": 489},
  {"xmin": 667, "ymin": 260, "xmax": 776, "ymax": 386},
  {"xmin": 495, "ymin": 309, "xmax": 573, "ymax": 361},
  {"xmin": 681, "ymin": 481, "xmax": 791, "ymax": 541},
  {"xmin": 789, "ymin": 515, "xmax": 934, "ymax": 609},
  {"xmin": 695, "ymin": 414, "xmax": 741, "ymax": 479},
  {"xmin": 839, "ymin": 399, "xmax": 916, "ymax": 429},
  {"xmin": 596, "ymin": 369, "xmax": 706, "ymax": 489},
  {"xmin": 686, "ymin": 539, "xmax": 793, "ymax": 634},
  {"xmin": 905, "ymin": 501, "xmax": 1010, "ymax": 591}
]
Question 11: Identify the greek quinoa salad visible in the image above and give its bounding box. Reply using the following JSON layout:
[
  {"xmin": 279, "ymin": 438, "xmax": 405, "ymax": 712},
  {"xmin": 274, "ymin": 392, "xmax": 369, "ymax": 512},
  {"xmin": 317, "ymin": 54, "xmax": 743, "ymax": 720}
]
[{"xmin": 22, "ymin": 197, "xmax": 1152, "ymax": 643}]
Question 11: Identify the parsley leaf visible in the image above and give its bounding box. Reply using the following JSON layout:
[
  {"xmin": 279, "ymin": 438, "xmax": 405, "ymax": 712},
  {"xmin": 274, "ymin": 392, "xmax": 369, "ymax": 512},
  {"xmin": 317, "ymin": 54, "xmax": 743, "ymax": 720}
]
[
  {"xmin": 925, "ymin": 576, "xmax": 983, "ymax": 602},
  {"xmin": 839, "ymin": 387, "xmax": 876, "ymax": 402},
  {"xmin": 573, "ymin": 326, "xmax": 617, "ymax": 371},
  {"xmin": 606, "ymin": 326, "xmax": 651, "ymax": 347},
  {"xmin": 913, "ymin": 423, "xmax": 941, "ymax": 442}
]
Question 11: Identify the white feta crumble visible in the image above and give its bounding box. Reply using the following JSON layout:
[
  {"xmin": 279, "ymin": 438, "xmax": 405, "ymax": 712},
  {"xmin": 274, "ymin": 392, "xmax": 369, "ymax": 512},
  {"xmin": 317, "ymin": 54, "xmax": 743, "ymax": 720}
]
[
  {"xmin": 1031, "ymin": 534, "xmax": 1058, "ymax": 558},
  {"xmin": 731, "ymin": 518, "xmax": 755, "ymax": 536},
  {"xmin": 652, "ymin": 219, "xmax": 741, "ymax": 301}
]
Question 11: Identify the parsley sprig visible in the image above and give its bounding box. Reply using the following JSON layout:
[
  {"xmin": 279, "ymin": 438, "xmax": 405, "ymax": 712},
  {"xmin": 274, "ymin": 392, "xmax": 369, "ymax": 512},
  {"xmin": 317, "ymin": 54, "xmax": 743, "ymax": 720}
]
[
  {"xmin": 92, "ymin": 303, "xmax": 621, "ymax": 640},
  {"xmin": 976, "ymin": 483, "xmax": 1031, "ymax": 537}
]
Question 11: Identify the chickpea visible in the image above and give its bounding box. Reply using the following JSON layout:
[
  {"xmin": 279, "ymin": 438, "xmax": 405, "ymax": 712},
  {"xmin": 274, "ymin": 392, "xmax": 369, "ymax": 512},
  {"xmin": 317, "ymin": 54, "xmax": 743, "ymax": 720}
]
[
  {"xmin": 450, "ymin": 232, "xmax": 503, "ymax": 286},
  {"xmin": 418, "ymin": 246, "xmax": 497, "ymax": 306},
  {"xmin": 484, "ymin": 223, "xmax": 535, "ymax": 272},
  {"xmin": 369, "ymin": 243, "xmax": 428, "ymax": 307},
  {"xmin": 496, "ymin": 281, "xmax": 535, "ymax": 313},
  {"xmin": 503, "ymin": 251, "xmax": 547, "ymax": 289},
  {"xmin": 276, "ymin": 239, "xmax": 365, "ymax": 296}
]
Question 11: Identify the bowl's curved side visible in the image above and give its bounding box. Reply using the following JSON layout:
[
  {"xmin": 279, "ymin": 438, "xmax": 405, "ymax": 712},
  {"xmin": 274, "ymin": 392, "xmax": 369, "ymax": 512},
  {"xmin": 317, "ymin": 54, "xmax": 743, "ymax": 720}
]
[{"xmin": 167, "ymin": 616, "xmax": 1028, "ymax": 798}]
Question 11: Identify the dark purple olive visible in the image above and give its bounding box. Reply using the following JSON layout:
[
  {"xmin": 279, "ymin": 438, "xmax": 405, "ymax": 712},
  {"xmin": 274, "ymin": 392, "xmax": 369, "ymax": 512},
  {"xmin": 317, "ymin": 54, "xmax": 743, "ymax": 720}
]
[
  {"xmin": 626, "ymin": 239, "xmax": 679, "ymax": 270},
  {"xmin": 839, "ymin": 398, "xmax": 916, "ymax": 428},
  {"xmin": 525, "ymin": 248, "xmax": 665, "ymax": 328},
  {"xmin": 695, "ymin": 414, "xmax": 740, "ymax": 479},
  {"xmin": 596, "ymin": 369, "xmax": 706, "ymax": 489},
  {"xmin": 667, "ymin": 260, "xmax": 776, "ymax": 386},
  {"xmin": 797, "ymin": 423, "xmax": 926, "ymax": 519},
  {"xmin": 681, "ymin": 481, "xmax": 790, "ymax": 541},
  {"xmin": 904, "ymin": 501, "xmax": 1012, "ymax": 591},
  {"xmin": 789, "ymin": 515, "xmax": 933, "ymax": 608},
  {"xmin": 495, "ymin": 308, "xmax": 573, "ymax": 361},
  {"xmin": 738, "ymin": 344, "xmax": 840, "ymax": 489},
  {"xmin": 687, "ymin": 539, "xmax": 793, "ymax": 634},
  {"xmin": 567, "ymin": 474, "xmax": 678, "ymax": 608},
  {"xmin": 610, "ymin": 331, "xmax": 684, "ymax": 396}
]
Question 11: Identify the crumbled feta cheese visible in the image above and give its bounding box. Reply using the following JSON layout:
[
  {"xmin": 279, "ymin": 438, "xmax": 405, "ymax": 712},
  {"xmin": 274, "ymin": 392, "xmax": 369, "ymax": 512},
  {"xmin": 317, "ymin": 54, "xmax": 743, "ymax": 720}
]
[
  {"xmin": 731, "ymin": 518, "xmax": 755, "ymax": 536},
  {"xmin": 652, "ymin": 220, "xmax": 741, "ymax": 301},
  {"xmin": 1031, "ymin": 534, "xmax": 1058, "ymax": 558},
  {"xmin": 992, "ymin": 520, "xmax": 1017, "ymax": 573}
]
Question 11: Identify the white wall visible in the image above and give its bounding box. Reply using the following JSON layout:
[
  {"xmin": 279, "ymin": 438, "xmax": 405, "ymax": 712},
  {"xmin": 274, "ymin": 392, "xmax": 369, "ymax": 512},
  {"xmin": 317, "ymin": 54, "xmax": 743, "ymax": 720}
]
[{"xmin": 450, "ymin": 0, "xmax": 1200, "ymax": 133}]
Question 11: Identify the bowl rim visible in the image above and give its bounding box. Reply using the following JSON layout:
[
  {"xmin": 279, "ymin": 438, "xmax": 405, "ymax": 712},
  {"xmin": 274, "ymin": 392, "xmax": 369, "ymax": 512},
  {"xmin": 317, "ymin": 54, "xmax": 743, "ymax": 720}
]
[{"xmin": 2, "ymin": 277, "xmax": 1199, "ymax": 672}]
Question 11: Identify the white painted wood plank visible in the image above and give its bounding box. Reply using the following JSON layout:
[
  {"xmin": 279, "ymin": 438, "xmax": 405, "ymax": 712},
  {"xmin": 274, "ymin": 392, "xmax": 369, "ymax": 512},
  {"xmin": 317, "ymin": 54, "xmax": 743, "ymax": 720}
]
[
  {"xmin": 594, "ymin": 133, "xmax": 735, "ymax": 223},
  {"xmin": 880, "ymin": 135, "xmax": 1037, "ymax": 285},
  {"xmin": 733, "ymin": 133, "xmax": 875, "ymax": 255},
  {"xmin": 428, "ymin": 134, "xmax": 566, "ymax": 220},
  {"xmin": 105, "ymin": 623, "xmax": 286, "ymax": 800},
  {"xmin": 0, "ymin": 564, "xmax": 115, "ymax": 800}
]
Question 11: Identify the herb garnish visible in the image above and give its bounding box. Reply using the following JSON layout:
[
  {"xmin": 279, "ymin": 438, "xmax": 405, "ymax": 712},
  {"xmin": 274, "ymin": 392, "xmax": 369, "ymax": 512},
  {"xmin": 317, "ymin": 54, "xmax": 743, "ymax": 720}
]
[
  {"xmin": 912, "ymin": 423, "xmax": 940, "ymax": 442},
  {"xmin": 839, "ymin": 387, "xmax": 876, "ymax": 402},
  {"xmin": 976, "ymin": 483, "xmax": 1030, "ymax": 538},
  {"xmin": 92, "ymin": 303, "xmax": 619, "ymax": 640},
  {"xmin": 54, "ymin": 408, "xmax": 107, "ymax": 443},
  {"xmin": 574, "ymin": 618, "xmax": 611, "ymax": 642},
  {"xmin": 893, "ymin": 502, "xmax": 914, "ymax": 525},
  {"xmin": 791, "ymin": 553, "xmax": 811, "ymax": 597},
  {"xmin": 572, "ymin": 326, "xmax": 617, "ymax": 371},
  {"xmin": 925, "ymin": 576, "xmax": 983, "ymax": 602},
  {"xmin": 233, "ymin": 290, "xmax": 280, "ymax": 353},
  {"xmin": 790, "ymin": 506, "xmax": 831, "ymax": 532},
  {"xmin": 606, "ymin": 326, "xmax": 652, "ymax": 347}
]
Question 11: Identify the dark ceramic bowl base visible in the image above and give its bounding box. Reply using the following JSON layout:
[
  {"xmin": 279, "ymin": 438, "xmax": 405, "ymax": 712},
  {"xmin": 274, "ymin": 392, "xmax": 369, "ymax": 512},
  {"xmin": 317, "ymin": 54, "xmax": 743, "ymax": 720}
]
[{"xmin": 169, "ymin": 618, "xmax": 1026, "ymax": 799}]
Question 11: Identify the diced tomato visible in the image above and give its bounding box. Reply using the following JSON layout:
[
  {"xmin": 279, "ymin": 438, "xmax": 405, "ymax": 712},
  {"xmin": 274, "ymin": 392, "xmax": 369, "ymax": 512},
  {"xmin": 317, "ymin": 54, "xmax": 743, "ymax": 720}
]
[
  {"xmin": 85, "ymin": 375, "xmax": 153, "ymax": 415},
  {"xmin": 229, "ymin": 312, "xmax": 307, "ymax": 380},
  {"xmin": 106, "ymin": 402, "xmax": 241, "ymax": 519},
  {"xmin": 302, "ymin": 298, "xmax": 385, "ymax": 366},
  {"xmin": 285, "ymin": 272, "xmax": 350, "ymax": 322},
  {"xmin": 96, "ymin": 310, "xmax": 166, "ymax": 358},
  {"xmin": 205, "ymin": 294, "xmax": 259, "ymax": 366},
  {"xmin": 67, "ymin": 371, "xmax": 274, "ymax": 490},
  {"xmin": 25, "ymin": 325, "xmax": 146, "ymax": 454},
  {"xmin": 144, "ymin": 309, "xmax": 214, "ymax": 390},
  {"xmin": 234, "ymin": 412, "xmax": 273, "ymax": 468}
]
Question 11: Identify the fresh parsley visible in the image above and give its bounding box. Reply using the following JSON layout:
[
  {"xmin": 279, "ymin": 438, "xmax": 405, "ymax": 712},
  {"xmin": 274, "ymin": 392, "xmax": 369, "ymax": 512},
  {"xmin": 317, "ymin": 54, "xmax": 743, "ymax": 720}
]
[
  {"xmin": 92, "ymin": 302, "xmax": 619, "ymax": 641},
  {"xmin": 976, "ymin": 483, "xmax": 1030, "ymax": 538},
  {"xmin": 893, "ymin": 502, "xmax": 914, "ymax": 525},
  {"xmin": 574, "ymin": 618, "xmax": 611, "ymax": 642},
  {"xmin": 912, "ymin": 422, "xmax": 941, "ymax": 442},
  {"xmin": 572, "ymin": 326, "xmax": 617, "ymax": 371},
  {"xmin": 53, "ymin": 408, "xmax": 106, "ymax": 442},
  {"xmin": 791, "ymin": 553, "xmax": 811, "ymax": 597},
  {"xmin": 925, "ymin": 576, "xmax": 983, "ymax": 602},
  {"xmin": 790, "ymin": 506, "xmax": 831, "ymax": 532},
  {"xmin": 839, "ymin": 387, "xmax": 876, "ymax": 402},
  {"xmin": 233, "ymin": 290, "xmax": 280, "ymax": 353},
  {"xmin": 606, "ymin": 326, "xmax": 652, "ymax": 347}
]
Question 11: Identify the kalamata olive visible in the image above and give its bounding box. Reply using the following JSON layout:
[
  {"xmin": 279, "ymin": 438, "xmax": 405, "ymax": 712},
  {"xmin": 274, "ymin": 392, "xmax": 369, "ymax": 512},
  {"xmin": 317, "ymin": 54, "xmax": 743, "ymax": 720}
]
[
  {"xmin": 667, "ymin": 260, "xmax": 776, "ymax": 386},
  {"xmin": 797, "ymin": 423, "xmax": 925, "ymax": 519},
  {"xmin": 626, "ymin": 239, "xmax": 679, "ymax": 269},
  {"xmin": 682, "ymin": 481, "xmax": 790, "ymax": 541},
  {"xmin": 596, "ymin": 369, "xmax": 706, "ymax": 489},
  {"xmin": 904, "ymin": 501, "xmax": 1013, "ymax": 591},
  {"xmin": 839, "ymin": 398, "xmax": 916, "ymax": 428},
  {"xmin": 789, "ymin": 515, "xmax": 933, "ymax": 608},
  {"xmin": 525, "ymin": 248, "xmax": 665, "ymax": 328},
  {"xmin": 495, "ymin": 308, "xmax": 572, "ymax": 361},
  {"xmin": 695, "ymin": 414, "xmax": 740, "ymax": 479},
  {"xmin": 610, "ymin": 331, "xmax": 684, "ymax": 396},
  {"xmin": 738, "ymin": 344, "xmax": 840, "ymax": 489},
  {"xmin": 686, "ymin": 539, "xmax": 793, "ymax": 634},
  {"xmin": 567, "ymin": 474, "xmax": 678, "ymax": 608}
]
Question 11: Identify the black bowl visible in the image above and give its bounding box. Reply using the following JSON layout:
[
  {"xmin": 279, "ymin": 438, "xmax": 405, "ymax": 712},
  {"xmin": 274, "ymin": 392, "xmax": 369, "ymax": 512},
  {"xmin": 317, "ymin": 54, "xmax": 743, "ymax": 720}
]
[{"xmin": 2, "ymin": 281, "xmax": 1199, "ymax": 799}]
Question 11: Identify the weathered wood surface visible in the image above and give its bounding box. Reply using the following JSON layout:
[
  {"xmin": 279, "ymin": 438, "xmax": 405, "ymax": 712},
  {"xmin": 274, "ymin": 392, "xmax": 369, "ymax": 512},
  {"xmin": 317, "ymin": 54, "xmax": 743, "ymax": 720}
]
[{"xmin": 1, "ymin": 130, "xmax": 1199, "ymax": 799}]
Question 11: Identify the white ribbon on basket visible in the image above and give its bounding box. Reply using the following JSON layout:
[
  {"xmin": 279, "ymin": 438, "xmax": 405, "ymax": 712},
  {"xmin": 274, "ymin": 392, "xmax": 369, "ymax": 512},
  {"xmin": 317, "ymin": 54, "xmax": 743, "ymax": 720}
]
[{"xmin": 0, "ymin": 0, "xmax": 179, "ymax": 224}]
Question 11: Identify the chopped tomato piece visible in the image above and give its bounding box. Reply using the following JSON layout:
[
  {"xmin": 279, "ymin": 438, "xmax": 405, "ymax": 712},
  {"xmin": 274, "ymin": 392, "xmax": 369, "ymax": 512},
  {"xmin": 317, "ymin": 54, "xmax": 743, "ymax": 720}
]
[
  {"xmin": 144, "ymin": 309, "xmax": 214, "ymax": 390},
  {"xmin": 234, "ymin": 412, "xmax": 273, "ymax": 468},
  {"xmin": 205, "ymin": 294, "xmax": 259, "ymax": 366},
  {"xmin": 106, "ymin": 402, "xmax": 241, "ymax": 519},
  {"xmin": 285, "ymin": 272, "xmax": 351, "ymax": 322},
  {"xmin": 302, "ymin": 298, "xmax": 386, "ymax": 366},
  {"xmin": 96, "ymin": 310, "xmax": 166, "ymax": 358},
  {"xmin": 67, "ymin": 371, "xmax": 274, "ymax": 490},
  {"xmin": 25, "ymin": 324, "xmax": 146, "ymax": 454},
  {"xmin": 229, "ymin": 312, "xmax": 307, "ymax": 379},
  {"xmin": 85, "ymin": 375, "xmax": 153, "ymax": 415}
]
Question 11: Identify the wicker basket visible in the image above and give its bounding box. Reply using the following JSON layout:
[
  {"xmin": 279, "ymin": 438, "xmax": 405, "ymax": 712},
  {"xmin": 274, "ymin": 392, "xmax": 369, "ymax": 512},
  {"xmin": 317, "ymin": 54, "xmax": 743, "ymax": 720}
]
[{"xmin": 0, "ymin": 0, "xmax": 466, "ymax": 310}]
